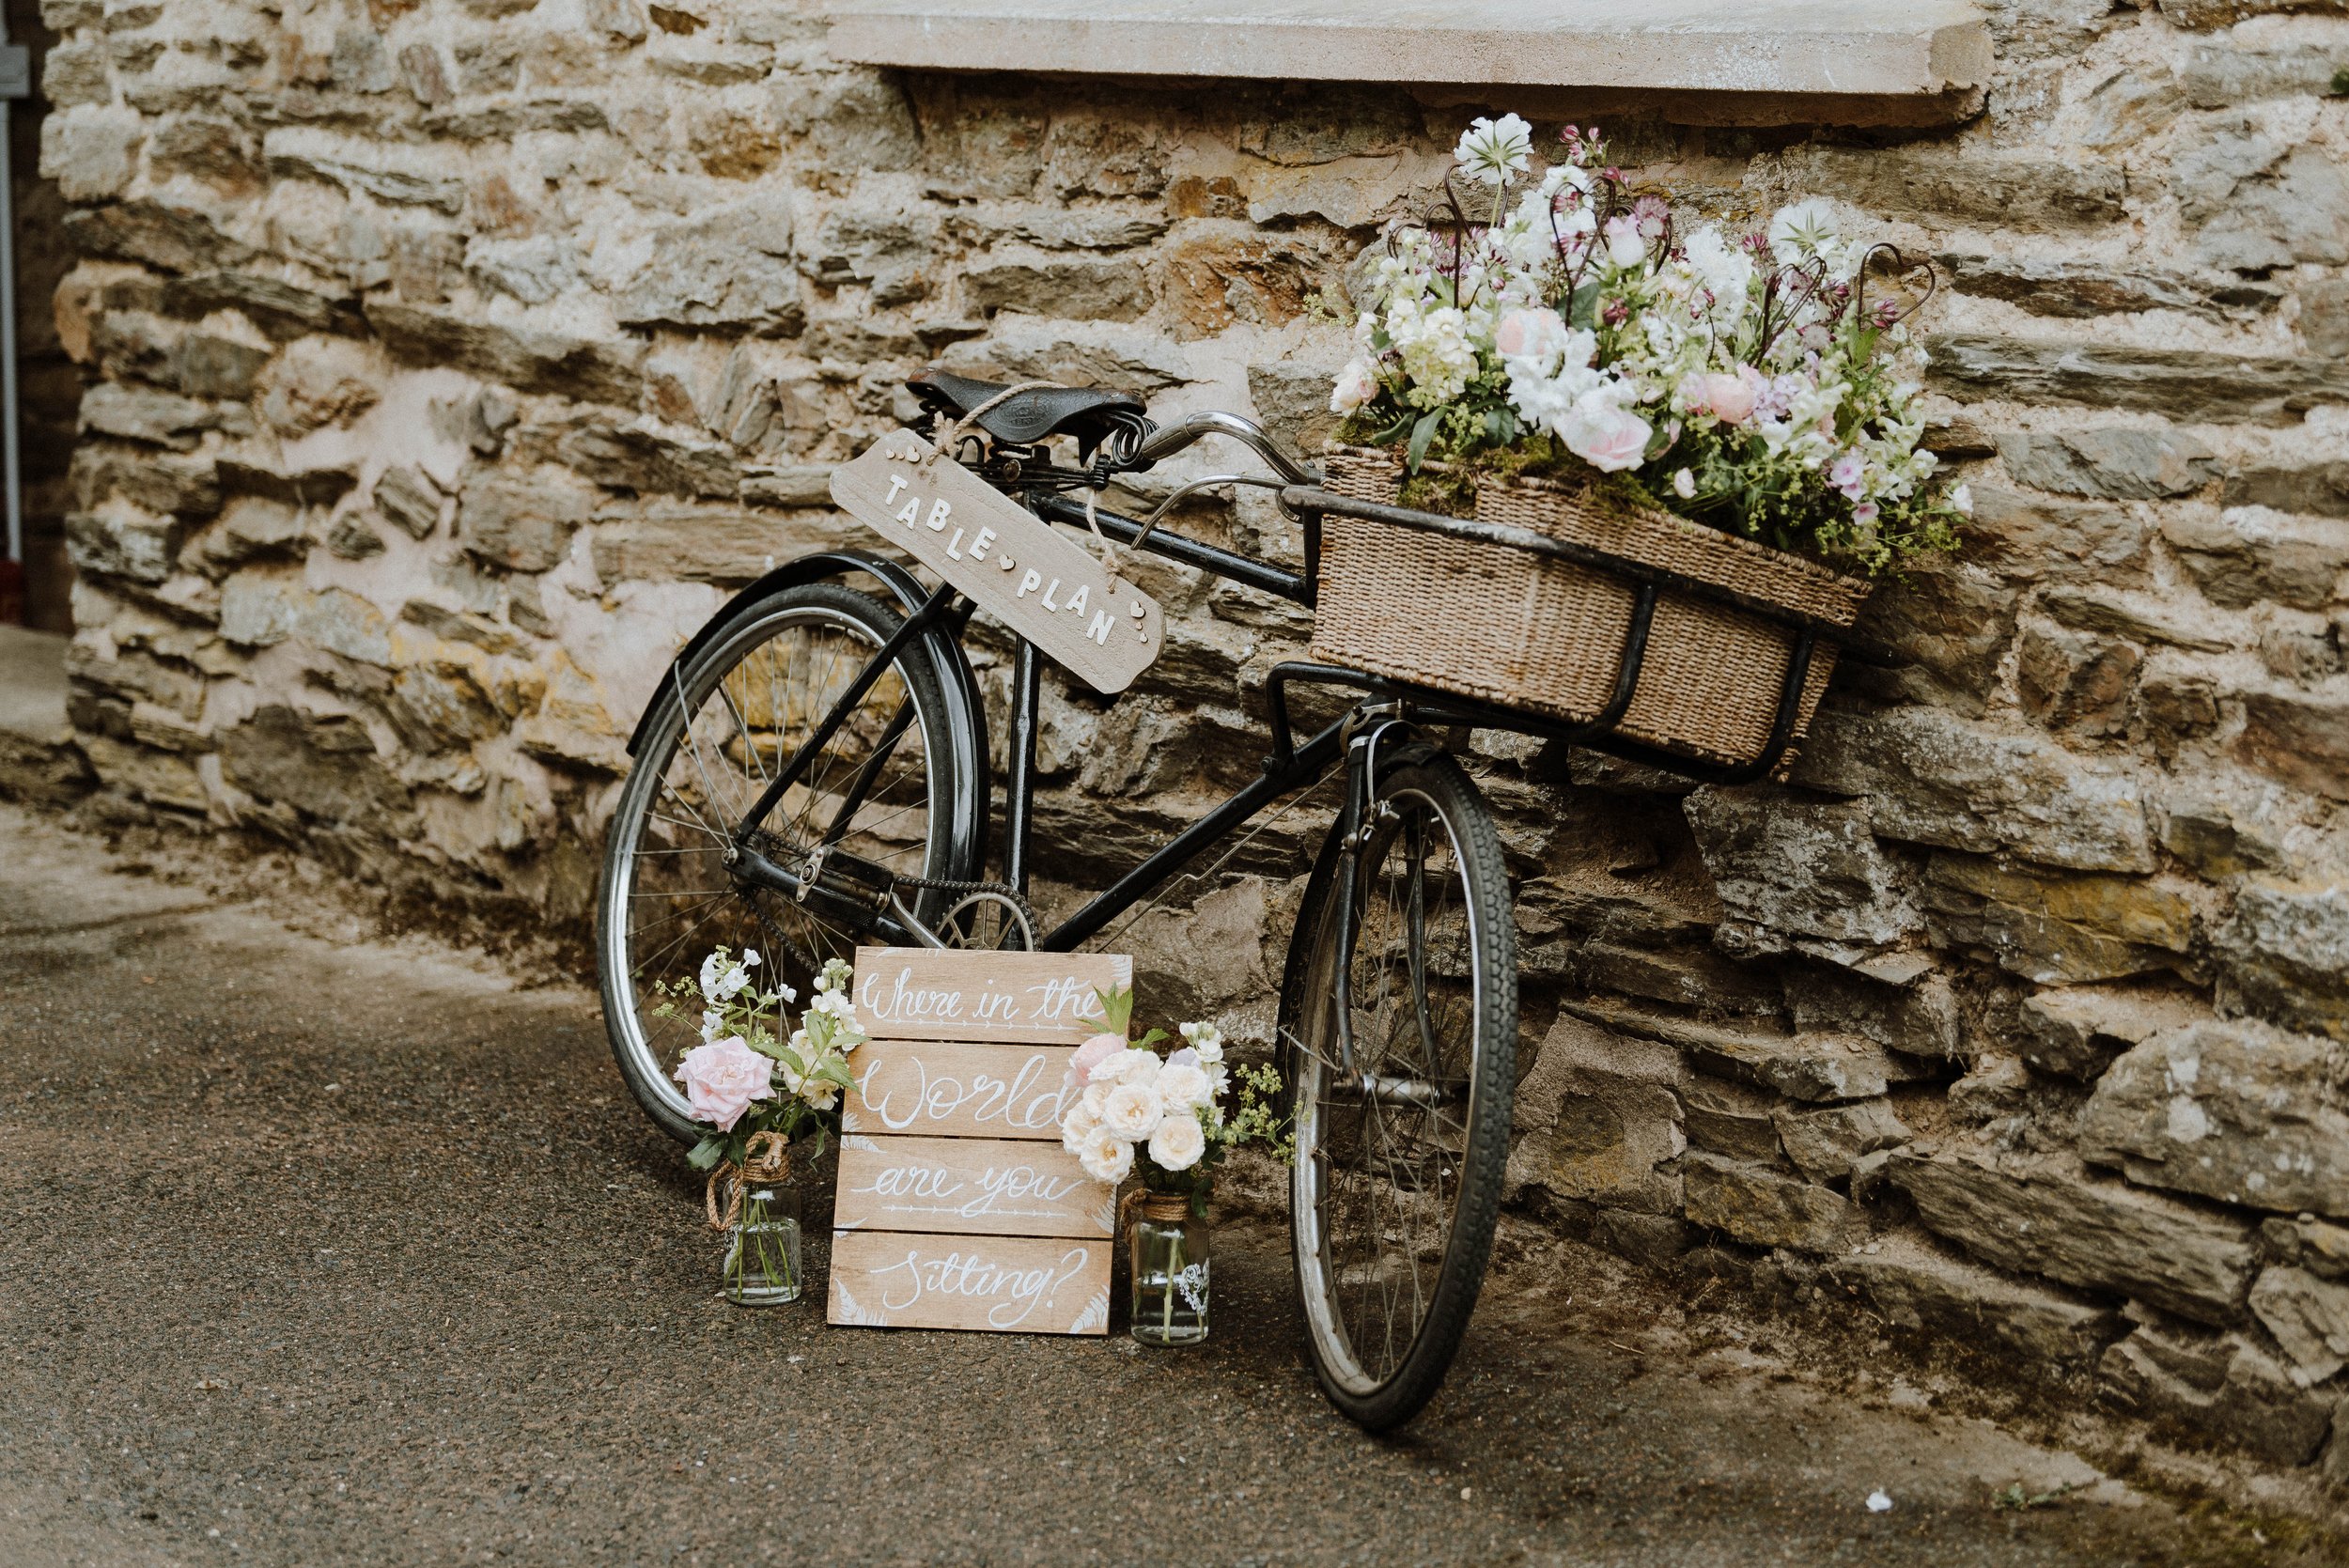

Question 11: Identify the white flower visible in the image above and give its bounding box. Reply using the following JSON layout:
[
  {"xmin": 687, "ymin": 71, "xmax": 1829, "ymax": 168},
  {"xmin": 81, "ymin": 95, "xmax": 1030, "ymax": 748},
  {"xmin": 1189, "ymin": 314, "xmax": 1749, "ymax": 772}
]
[
  {"xmin": 1330, "ymin": 357, "xmax": 1379, "ymax": 415},
  {"xmin": 1077, "ymin": 1126, "xmax": 1135, "ymax": 1184},
  {"xmin": 1091, "ymin": 1048, "xmax": 1161, "ymax": 1090},
  {"xmin": 1062, "ymin": 1098, "xmax": 1103, "ymax": 1155},
  {"xmin": 1148, "ymin": 1112, "xmax": 1207, "ymax": 1172},
  {"xmin": 1454, "ymin": 113, "xmax": 1532, "ymax": 188},
  {"xmin": 1768, "ymin": 198, "xmax": 1843, "ymax": 269},
  {"xmin": 699, "ymin": 1009, "xmax": 727, "ymax": 1043},
  {"xmin": 1157, "ymin": 1063, "xmax": 1212, "ymax": 1114},
  {"xmin": 1079, "ymin": 1080, "xmax": 1109, "ymax": 1120},
  {"xmin": 1601, "ymin": 215, "xmax": 1648, "ymax": 271},
  {"xmin": 1100, "ymin": 1081, "xmax": 1164, "ymax": 1141},
  {"xmin": 699, "ymin": 948, "xmax": 760, "ymax": 1003},
  {"xmin": 1177, "ymin": 1022, "xmax": 1224, "ymax": 1065},
  {"xmin": 1949, "ymin": 482, "xmax": 1973, "ymax": 516},
  {"xmin": 1672, "ymin": 468, "xmax": 1696, "ymax": 500}
]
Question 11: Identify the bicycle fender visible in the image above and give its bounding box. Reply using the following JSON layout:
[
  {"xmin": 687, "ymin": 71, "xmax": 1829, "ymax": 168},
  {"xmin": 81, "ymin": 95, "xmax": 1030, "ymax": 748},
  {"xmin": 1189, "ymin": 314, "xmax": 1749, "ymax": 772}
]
[{"xmin": 623, "ymin": 549, "xmax": 932, "ymax": 758}]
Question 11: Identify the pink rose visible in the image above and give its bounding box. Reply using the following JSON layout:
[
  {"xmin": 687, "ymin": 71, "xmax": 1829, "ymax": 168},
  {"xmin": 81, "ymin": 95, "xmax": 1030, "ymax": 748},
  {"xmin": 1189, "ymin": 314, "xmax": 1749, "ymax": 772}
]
[
  {"xmin": 1684, "ymin": 370, "xmax": 1754, "ymax": 426},
  {"xmin": 1493, "ymin": 306, "xmax": 1568, "ymax": 361},
  {"xmin": 676, "ymin": 1035, "xmax": 774, "ymax": 1131},
  {"xmin": 1067, "ymin": 1030, "xmax": 1127, "ymax": 1092},
  {"xmin": 1559, "ymin": 397, "xmax": 1653, "ymax": 474}
]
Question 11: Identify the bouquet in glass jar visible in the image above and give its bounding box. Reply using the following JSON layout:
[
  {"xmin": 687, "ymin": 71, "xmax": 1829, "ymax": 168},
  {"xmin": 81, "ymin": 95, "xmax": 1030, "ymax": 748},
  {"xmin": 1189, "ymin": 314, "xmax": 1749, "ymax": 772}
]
[
  {"xmin": 655, "ymin": 948, "xmax": 870, "ymax": 1304},
  {"xmin": 1057, "ymin": 987, "xmax": 1288, "ymax": 1344}
]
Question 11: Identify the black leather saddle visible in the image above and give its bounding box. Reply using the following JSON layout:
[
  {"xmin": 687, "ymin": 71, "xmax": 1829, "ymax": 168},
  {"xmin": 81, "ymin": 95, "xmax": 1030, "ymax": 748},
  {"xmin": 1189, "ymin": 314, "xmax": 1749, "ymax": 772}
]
[{"xmin": 906, "ymin": 368, "xmax": 1148, "ymax": 453}]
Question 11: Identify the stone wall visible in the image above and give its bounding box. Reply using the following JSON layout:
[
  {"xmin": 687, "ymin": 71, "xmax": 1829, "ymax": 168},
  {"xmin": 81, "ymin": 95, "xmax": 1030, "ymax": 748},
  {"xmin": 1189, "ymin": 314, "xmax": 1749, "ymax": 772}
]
[{"xmin": 27, "ymin": 0, "xmax": 2349, "ymax": 1483}]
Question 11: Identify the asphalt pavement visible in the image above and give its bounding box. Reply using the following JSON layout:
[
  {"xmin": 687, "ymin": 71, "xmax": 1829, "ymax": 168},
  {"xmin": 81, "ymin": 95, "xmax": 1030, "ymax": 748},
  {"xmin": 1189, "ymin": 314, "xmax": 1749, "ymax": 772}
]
[{"xmin": 0, "ymin": 803, "xmax": 2326, "ymax": 1567}]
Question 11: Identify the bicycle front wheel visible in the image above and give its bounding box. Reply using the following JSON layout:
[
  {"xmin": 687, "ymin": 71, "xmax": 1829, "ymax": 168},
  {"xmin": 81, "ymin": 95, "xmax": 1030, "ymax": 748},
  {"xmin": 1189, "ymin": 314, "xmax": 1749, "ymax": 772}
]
[
  {"xmin": 597, "ymin": 580, "xmax": 979, "ymax": 1144},
  {"xmin": 1279, "ymin": 745, "xmax": 1517, "ymax": 1431}
]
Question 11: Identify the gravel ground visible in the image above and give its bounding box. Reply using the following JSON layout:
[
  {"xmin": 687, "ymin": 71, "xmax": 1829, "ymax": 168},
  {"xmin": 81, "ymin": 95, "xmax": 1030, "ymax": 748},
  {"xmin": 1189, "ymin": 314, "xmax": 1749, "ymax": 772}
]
[{"xmin": 0, "ymin": 803, "xmax": 2328, "ymax": 1567}]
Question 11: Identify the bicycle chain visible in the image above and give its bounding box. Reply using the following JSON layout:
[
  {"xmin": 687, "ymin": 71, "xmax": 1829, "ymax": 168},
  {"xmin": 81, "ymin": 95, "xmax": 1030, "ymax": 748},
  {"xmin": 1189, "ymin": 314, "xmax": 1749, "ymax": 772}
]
[{"xmin": 888, "ymin": 872, "xmax": 1040, "ymax": 941}]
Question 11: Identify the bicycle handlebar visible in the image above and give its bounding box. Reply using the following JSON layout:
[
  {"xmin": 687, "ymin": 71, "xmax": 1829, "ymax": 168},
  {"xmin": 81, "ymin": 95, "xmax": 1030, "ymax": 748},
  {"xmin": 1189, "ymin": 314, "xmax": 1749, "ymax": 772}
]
[{"xmin": 1130, "ymin": 410, "xmax": 1323, "ymax": 488}]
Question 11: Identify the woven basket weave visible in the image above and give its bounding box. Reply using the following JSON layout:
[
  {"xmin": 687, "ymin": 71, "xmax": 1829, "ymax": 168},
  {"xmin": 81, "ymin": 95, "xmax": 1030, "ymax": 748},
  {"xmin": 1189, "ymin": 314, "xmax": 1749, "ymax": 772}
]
[{"xmin": 1311, "ymin": 446, "xmax": 1874, "ymax": 770}]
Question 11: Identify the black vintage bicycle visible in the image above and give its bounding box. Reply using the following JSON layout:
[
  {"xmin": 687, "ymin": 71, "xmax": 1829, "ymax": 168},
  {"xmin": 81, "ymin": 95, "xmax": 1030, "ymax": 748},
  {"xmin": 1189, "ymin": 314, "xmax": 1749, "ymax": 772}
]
[{"xmin": 596, "ymin": 369, "xmax": 1829, "ymax": 1430}]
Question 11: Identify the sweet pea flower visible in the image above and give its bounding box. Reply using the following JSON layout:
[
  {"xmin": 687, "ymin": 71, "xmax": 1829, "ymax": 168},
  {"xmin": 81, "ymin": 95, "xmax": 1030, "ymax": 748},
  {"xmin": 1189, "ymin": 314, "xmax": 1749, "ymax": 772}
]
[
  {"xmin": 675, "ymin": 1035, "xmax": 774, "ymax": 1131},
  {"xmin": 1829, "ymin": 453, "xmax": 1867, "ymax": 500},
  {"xmin": 1177, "ymin": 1021, "xmax": 1225, "ymax": 1065},
  {"xmin": 1682, "ymin": 370, "xmax": 1755, "ymax": 425},
  {"xmin": 699, "ymin": 948, "xmax": 760, "ymax": 1004},
  {"xmin": 1602, "ymin": 215, "xmax": 1648, "ymax": 271}
]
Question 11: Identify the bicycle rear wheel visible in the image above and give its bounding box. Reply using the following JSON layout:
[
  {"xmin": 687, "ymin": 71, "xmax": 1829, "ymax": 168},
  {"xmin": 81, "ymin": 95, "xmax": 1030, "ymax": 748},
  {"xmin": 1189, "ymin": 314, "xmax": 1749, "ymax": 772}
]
[
  {"xmin": 1279, "ymin": 744, "xmax": 1517, "ymax": 1431},
  {"xmin": 597, "ymin": 581, "xmax": 980, "ymax": 1143}
]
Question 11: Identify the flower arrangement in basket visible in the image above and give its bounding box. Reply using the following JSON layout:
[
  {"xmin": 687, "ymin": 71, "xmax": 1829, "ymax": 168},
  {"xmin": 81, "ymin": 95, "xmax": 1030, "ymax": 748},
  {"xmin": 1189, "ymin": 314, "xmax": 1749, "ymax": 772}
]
[
  {"xmin": 1057, "ymin": 988, "xmax": 1287, "ymax": 1346},
  {"xmin": 657, "ymin": 948, "xmax": 870, "ymax": 1305},
  {"xmin": 1316, "ymin": 116, "xmax": 1972, "ymax": 770}
]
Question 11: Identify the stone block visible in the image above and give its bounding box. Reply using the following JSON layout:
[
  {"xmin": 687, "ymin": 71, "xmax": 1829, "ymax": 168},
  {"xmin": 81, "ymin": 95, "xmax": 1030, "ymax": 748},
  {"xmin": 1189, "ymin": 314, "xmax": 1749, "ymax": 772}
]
[
  {"xmin": 2081, "ymin": 1017, "xmax": 2348, "ymax": 1215},
  {"xmin": 1679, "ymin": 1073, "xmax": 1788, "ymax": 1167},
  {"xmin": 1576, "ymin": 998, "xmax": 1900, "ymax": 1103},
  {"xmin": 2173, "ymin": 119, "xmax": 2349, "ymax": 272},
  {"xmin": 1786, "ymin": 147, "xmax": 2124, "ymax": 229},
  {"xmin": 940, "ymin": 316, "xmax": 1189, "ymax": 392},
  {"xmin": 1822, "ymin": 1240, "xmax": 2125, "ymax": 1372},
  {"xmin": 2164, "ymin": 505, "xmax": 2349, "ymax": 612},
  {"xmin": 1843, "ymin": 559, "xmax": 2016, "ymax": 714},
  {"xmin": 1794, "ymin": 706, "xmax": 2154, "ymax": 874},
  {"xmin": 2249, "ymin": 1266, "xmax": 2349, "ymax": 1385},
  {"xmin": 1891, "ymin": 1152, "xmax": 2257, "ymax": 1325},
  {"xmin": 2098, "ymin": 1326, "xmax": 2334, "ymax": 1465},
  {"xmin": 1999, "ymin": 429, "xmax": 2218, "ymax": 501},
  {"xmin": 2213, "ymin": 877, "xmax": 2349, "ymax": 1039},
  {"xmin": 964, "ymin": 253, "xmax": 1151, "ymax": 322},
  {"xmin": 41, "ymin": 39, "xmax": 111, "ymax": 108},
  {"xmin": 2235, "ymin": 684, "xmax": 2349, "ymax": 803},
  {"xmin": 63, "ymin": 198, "xmax": 257, "ymax": 274},
  {"xmin": 191, "ymin": 494, "xmax": 305, "ymax": 572},
  {"xmin": 603, "ymin": 196, "xmax": 800, "ymax": 332},
  {"xmin": 39, "ymin": 103, "xmax": 144, "ymax": 200},
  {"xmin": 148, "ymin": 116, "xmax": 261, "ymax": 197},
  {"xmin": 771, "ymin": 69, "xmax": 920, "ymax": 174},
  {"xmin": 2301, "ymin": 276, "xmax": 2349, "ymax": 358},
  {"xmin": 81, "ymin": 731, "xmax": 206, "ymax": 814},
  {"xmin": 79, "ymin": 380, "xmax": 216, "ymax": 449},
  {"xmin": 2181, "ymin": 43, "xmax": 2343, "ymax": 107},
  {"xmin": 1158, "ymin": 229, "xmax": 1333, "ymax": 337},
  {"xmin": 1041, "ymin": 114, "xmax": 1169, "ymax": 199},
  {"xmin": 2266, "ymin": 1215, "xmax": 2349, "ymax": 1283},
  {"xmin": 1937, "ymin": 254, "xmax": 2278, "ymax": 319},
  {"xmin": 366, "ymin": 301, "xmax": 642, "ymax": 407},
  {"xmin": 1929, "ymin": 334, "xmax": 2349, "ymax": 423},
  {"xmin": 1786, "ymin": 966, "xmax": 1962, "ymax": 1060},
  {"xmin": 1682, "ymin": 787, "xmax": 1922, "ymax": 966},
  {"xmin": 1774, "ymin": 1098, "xmax": 1910, "ymax": 1184},
  {"xmin": 373, "ymin": 465, "xmax": 443, "ymax": 541},
  {"xmin": 589, "ymin": 505, "xmax": 839, "ymax": 586},
  {"xmin": 65, "ymin": 499, "xmax": 176, "ymax": 585},
  {"xmin": 2020, "ymin": 984, "xmax": 2213, "ymax": 1083},
  {"xmin": 459, "ymin": 470, "xmax": 596, "ymax": 574},
  {"xmin": 1960, "ymin": 484, "xmax": 2147, "ymax": 586},
  {"xmin": 2015, "ymin": 618, "xmax": 2139, "ymax": 737},
  {"xmin": 160, "ymin": 272, "xmax": 363, "ymax": 344},
  {"xmin": 1683, "ymin": 1153, "xmax": 1855, "ymax": 1254},
  {"xmin": 71, "ymin": 444, "xmax": 218, "ymax": 518},
  {"xmin": 218, "ymin": 705, "xmax": 411, "ymax": 828},
  {"xmin": 2038, "ymin": 585, "xmax": 2232, "ymax": 654},
  {"xmin": 1924, "ymin": 853, "xmax": 2195, "ymax": 985}
]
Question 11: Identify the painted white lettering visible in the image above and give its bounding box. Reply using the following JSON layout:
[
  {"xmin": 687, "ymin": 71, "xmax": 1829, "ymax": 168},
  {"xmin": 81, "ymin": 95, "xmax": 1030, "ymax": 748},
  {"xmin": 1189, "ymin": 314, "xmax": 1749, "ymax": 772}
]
[
  {"xmin": 1017, "ymin": 568, "xmax": 1042, "ymax": 598},
  {"xmin": 883, "ymin": 474, "xmax": 909, "ymax": 506},
  {"xmin": 1041, "ymin": 578, "xmax": 1062, "ymax": 611},
  {"xmin": 1062, "ymin": 583, "xmax": 1088, "ymax": 618},
  {"xmin": 926, "ymin": 498, "xmax": 953, "ymax": 532},
  {"xmin": 1086, "ymin": 609, "xmax": 1114, "ymax": 645},
  {"xmin": 969, "ymin": 525, "xmax": 995, "ymax": 562},
  {"xmin": 945, "ymin": 526, "xmax": 967, "ymax": 560},
  {"xmin": 894, "ymin": 496, "xmax": 923, "ymax": 528}
]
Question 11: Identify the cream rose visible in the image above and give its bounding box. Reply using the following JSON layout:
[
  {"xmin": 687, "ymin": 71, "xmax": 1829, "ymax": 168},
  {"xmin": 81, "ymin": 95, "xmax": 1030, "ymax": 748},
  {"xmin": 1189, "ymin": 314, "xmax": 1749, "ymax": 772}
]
[
  {"xmin": 1093, "ymin": 1048, "xmax": 1161, "ymax": 1090},
  {"xmin": 1099, "ymin": 1081, "xmax": 1164, "ymax": 1141},
  {"xmin": 1156, "ymin": 1063, "xmax": 1212, "ymax": 1114},
  {"xmin": 674, "ymin": 1035, "xmax": 774, "ymax": 1131},
  {"xmin": 1147, "ymin": 1111, "xmax": 1207, "ymax": 1172},
  {"xmin": 1061, "ymin": 1098, "xmax": 1103, "ymax": 1156},
  {"xmin": 1493, "ymin": 306, "xmax": 1568, "ymax": 362},
  {"xmin": 1330, "ymin": 358, "xmax": 1379, "ymax": 415},
  {"xmin": 1077, "ymin": 1126, "xmax": 1135, "ymax": 1184},
  {"xmin": 1559, "ymin": 396, "xmax": 1652, "ymax": 474}
]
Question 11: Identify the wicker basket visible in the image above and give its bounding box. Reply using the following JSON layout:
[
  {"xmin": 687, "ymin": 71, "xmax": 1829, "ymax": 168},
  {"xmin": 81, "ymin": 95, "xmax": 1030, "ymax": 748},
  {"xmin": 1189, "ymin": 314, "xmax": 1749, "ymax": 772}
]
[{"xmin": 1311, "ymin": 446, "xmax": 1874, "ymax": 770}]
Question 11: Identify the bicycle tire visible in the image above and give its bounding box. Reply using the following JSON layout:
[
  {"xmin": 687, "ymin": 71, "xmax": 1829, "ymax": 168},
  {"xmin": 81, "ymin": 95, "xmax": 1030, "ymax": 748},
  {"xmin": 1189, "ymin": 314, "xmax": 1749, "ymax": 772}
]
[
  {"xmin": 1278, "ymin": 744, "xmax": 1517, "ymax": 1432},
  {"xmin": 597, "ymin": 581, "xmax": 978, "ymax": 1144}
]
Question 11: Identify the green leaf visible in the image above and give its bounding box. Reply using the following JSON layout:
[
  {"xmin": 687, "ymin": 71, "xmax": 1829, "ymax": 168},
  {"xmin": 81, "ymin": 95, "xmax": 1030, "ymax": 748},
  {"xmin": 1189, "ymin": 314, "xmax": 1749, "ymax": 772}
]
[
  {"xmin": 1133, "ymin": 1027, "xmax": 1170, "ymax": 1051},
  {"xmin": 687, "ymin": 1136, "xmax": 726, "ymax": 1172},
  {"xmin": 1406, "ymin": 409, "xmax": 1442, "ymax": 474},
  {"xmin": 1082, "ymin": 985, "xmax": 1135, "ymax": 1037},
  {"xmin": 1567, "ymin": 279, "xmax": 1603, "ymax": 331}
]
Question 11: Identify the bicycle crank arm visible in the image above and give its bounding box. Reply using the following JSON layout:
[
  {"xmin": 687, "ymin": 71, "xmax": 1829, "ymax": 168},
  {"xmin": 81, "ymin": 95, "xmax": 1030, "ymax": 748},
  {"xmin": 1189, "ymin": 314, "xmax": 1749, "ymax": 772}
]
[{"xmin": 723, "ymin": 840, "xmax": 928, "ymax": 947}]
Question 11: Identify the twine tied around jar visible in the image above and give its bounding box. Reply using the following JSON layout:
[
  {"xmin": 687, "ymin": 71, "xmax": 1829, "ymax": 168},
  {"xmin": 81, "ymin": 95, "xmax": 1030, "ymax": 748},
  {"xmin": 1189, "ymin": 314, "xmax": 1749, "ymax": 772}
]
[
  {"xmin": 705, "ymin": 1129, "xmax": 794, "ymax": 1232},
  {"xmin": 1117, "ymin": 1188, "xmax": 1194, "ymax": 1234}
]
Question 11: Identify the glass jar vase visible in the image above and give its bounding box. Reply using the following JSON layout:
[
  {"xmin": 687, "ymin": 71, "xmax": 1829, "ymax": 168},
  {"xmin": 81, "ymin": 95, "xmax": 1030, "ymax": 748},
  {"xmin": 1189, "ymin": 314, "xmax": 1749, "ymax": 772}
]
[
  {"xmin": 723, "ymin": 1177, "xmax": 803, "ymax": 1307},
  {"xmin": 1128, "ymin": 1192, "xmax": 1209, "ymax": 1346}
]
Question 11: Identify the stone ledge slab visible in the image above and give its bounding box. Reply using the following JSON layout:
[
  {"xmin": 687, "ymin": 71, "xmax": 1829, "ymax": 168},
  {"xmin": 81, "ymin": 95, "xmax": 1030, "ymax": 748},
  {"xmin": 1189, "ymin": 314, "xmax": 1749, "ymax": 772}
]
[{"xmin": 826, "ymin": 0, "xmax": 1994, "ymax": 98}]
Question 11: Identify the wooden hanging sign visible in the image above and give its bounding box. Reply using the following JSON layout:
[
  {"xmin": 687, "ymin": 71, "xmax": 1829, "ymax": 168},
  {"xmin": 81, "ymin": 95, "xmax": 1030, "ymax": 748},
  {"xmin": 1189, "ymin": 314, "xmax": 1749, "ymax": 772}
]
[
  {"xmin": 828, "ymin": 947, "xmax": 1130, "ymax": 1335},
  {"xmin": 829, "ymin": 427, "xmax": 1163, "ymax": 695}
]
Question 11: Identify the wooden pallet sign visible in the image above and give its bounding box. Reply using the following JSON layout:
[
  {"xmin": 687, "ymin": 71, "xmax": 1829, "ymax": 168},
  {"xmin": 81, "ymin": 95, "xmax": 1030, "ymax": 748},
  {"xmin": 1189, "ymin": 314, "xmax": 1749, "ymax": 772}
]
[
  {"xmin": 828, "ymin": 947, "xmax": 1130, "ymax": 1335},
  {"xmin": 830, "ymin": 428, "xmax": 1164, "ymax": 696}
]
